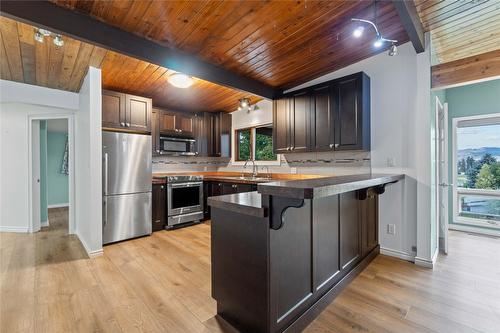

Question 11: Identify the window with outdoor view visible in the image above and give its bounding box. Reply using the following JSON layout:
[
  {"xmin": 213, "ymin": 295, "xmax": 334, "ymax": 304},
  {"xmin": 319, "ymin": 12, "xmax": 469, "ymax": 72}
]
[
  {"xmin": 455, "ymin": 121, "xmax": 500, "ymax": 225},
  {"xmin": 235, "ymin": 125, "xmax": 278, "ymax": 162}
]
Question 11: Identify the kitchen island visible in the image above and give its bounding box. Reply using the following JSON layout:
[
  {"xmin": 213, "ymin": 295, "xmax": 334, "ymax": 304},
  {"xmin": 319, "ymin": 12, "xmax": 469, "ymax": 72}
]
[{"xmin": 208, "ymin": 173, "xmax": 404, "ymax": 333}]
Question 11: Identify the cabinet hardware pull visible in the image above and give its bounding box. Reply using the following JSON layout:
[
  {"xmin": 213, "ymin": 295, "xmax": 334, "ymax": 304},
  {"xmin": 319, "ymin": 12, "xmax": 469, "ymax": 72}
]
[
  {"xmin": 160, "ymin": 186, "xmax": 164, "ymax": 189},
  {"xmin": 335, "ymin": 143, "xmax": 339, "ymax": 148},
  {"xmin": 120, "ymin": 122, "xmax": 125, "ymax": 126},
  {"xmin": 329, "ymin": 144, "xmax": 334, "ymax": 148},
  {"xmin": 126, "ymin": 122, "xmax": 130, "ymax": 127}
]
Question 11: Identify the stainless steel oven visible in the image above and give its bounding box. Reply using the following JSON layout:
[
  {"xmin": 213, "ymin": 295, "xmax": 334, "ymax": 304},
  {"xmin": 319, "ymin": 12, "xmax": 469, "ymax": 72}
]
[
  {"xmin": 166, "ymin": 175, "xmax": 203, "ymax": 228},
  {"xmin": 160, "ymin": 136, "xmax": 196, "ymax": 156}
]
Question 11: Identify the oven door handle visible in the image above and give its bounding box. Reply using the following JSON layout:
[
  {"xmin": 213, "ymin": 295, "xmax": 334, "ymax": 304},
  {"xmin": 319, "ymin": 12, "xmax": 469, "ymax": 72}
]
[{"xmin": 168, "ymin": 182, "xmax": 203, "ymax": 188}]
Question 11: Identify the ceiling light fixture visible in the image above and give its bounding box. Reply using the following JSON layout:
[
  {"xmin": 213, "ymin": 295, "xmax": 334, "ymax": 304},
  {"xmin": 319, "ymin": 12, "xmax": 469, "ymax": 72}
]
[
  {"xmin": 34, "ymin": 30, "xmax": 44, "ymax": 43},
  {"xmin": 353, "ymin": 26, "xmax": 364, "ymax": 38},
  {"xmin": 53, "ymin": 34, "xmax": 64, "ymax": 47},
  {"xmin": 351, "ymin": 1, "xmax": 397, "ymax": 56},
  {"xmin": 388, "ymin": 43, "xmax": 398, "ymax": 56},
  {"xmin": 167, "ymin": 73, "xmax": 194, "ymax": 88},
  {"xmin": 238, "ymin": 98, "xmax": 252, "ymax": 112}
]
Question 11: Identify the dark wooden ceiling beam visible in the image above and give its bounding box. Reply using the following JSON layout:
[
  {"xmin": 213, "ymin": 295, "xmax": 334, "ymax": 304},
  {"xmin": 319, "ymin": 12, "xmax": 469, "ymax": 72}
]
[
  {"xmin": 0, "ymin": 0, "xmax": 278, "ymax": 99},
  {"xmin": 392, "ymin": 0, "xmax": 425, "ymax": 53}
]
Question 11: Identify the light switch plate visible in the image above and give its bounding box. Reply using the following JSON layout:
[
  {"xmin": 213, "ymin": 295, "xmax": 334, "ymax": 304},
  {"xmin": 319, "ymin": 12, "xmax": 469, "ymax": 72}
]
[{"xmin": 387, "ymin": 224, "xmax": 396, "ymax": 235}]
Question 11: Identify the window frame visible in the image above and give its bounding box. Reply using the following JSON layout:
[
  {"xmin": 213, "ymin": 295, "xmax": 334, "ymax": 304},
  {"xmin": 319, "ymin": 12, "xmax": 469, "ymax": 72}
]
[
  {"xmin": 232, "ymin": 124, "xmax": 280, "ymax": 165},
  {"xmin": 234, "ymin": 127, "xmax": 253, "ymax": 162},
  {"xmin": 452, "ymin": 113, "xmax": 500, "ymax": 230}
]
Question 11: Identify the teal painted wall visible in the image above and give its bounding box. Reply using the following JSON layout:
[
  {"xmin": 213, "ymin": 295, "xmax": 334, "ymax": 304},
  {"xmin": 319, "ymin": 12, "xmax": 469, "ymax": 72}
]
[
  {"xmin": 446, "ymin": 79, "xmax": 500, "ymax": 231},
  {"xmin": 39, "ymin": 121, "xmax": 48, "ymax": 223},
  {"xmin": 47, "ymin": 132, "xmax": 69, "ymax": 206}
]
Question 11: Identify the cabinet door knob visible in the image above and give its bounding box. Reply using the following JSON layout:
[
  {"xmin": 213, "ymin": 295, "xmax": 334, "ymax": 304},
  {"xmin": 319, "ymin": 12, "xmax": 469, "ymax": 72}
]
[
  {"xmin": 126, "ymin": 122, "xmax": 130, "ymax": 127},
  {"xmin": 335, "ymin": 143, "xmax": 339, "ymax": 148},
  {"xmin": 120, "ymin": 122, "xmax": 125, "ymax": 127},
  {"xmin": 329, "ymin": 144, "xmax": 334, "ymax": 148},
  {"xmin": 160, "ymin": 186, "xmax": 164, "ymax": 189}
]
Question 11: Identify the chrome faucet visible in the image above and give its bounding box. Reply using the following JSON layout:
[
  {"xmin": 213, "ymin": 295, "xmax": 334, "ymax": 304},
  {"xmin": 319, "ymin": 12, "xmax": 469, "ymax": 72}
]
[{"xmin": 244, "ymin": 159, "xmax": 258, "ymax": 178}]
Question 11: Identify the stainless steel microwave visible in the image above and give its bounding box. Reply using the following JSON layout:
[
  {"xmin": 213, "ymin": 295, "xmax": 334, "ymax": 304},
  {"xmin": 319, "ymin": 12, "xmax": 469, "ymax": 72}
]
[{"xmin": 159, "ymin": 136, "xmax": 197, "ymax": 156}]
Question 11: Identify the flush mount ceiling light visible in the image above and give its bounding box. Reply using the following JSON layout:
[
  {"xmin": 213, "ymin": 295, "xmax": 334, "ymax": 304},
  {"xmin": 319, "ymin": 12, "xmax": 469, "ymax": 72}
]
[{"xmin": 167, "ymin": 72, "xmax": 194, "ymax": 88}]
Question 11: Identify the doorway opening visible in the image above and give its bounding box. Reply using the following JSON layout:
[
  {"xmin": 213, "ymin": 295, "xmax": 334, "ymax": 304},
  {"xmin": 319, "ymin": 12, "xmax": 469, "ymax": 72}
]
[{"xmin": 29, "ymin": 115, "xmax": 75, "ymax": 235}]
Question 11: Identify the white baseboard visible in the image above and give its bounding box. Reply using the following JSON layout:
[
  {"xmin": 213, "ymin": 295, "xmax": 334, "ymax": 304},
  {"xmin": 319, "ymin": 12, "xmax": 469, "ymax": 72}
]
[
  {"xmin": 76, "ymin": 231, "xmax": 103, "ymax": 258},
  {"xmin": 41, "ymin": 219, "xmax": 50, "ymax": 227},
  {"xmin": 449, "ymin": 224, "xmax": 500, "ymax": 237},
  {"xmin": 380, "ymin": 247, "xmax": 415, "ymax": 262},
  {"xmin": 415, "ymin": 247, "xmax": 438, "ymax": 269},
  {"xmin": 48, "ymin": 203, "xmax": 69, "ymax": 208},
  {"xmin": 0, "ymin": 226, "xmax": 30, "ymax": 233}
]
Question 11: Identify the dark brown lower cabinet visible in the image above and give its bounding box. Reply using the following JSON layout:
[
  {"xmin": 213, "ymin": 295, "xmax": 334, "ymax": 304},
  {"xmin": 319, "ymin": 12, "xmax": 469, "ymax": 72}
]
[
  {"xmin": 211, "ymin": 187, "xmax": 380, "ymax": 333},
  {"xmin": 152, "ymin": 184, "xmax": 166, "ymax": 232},
  {"xmin": 203, "ymin": 181, "xmax": 257, "ymax": 220}
]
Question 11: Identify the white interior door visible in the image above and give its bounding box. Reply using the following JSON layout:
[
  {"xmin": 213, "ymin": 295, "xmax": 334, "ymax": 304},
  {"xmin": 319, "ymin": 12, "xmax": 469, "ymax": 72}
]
[
  {"xmin": 32, "ymin": 120, "xmax": 41, "ymax": 232},
  {"xmin": 437, "ymin": 101, "xmax": 449, "ymax": 254}
]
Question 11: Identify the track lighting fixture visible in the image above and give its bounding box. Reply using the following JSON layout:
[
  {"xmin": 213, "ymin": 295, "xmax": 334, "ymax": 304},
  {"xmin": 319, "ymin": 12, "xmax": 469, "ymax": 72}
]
[
  {"xmin": 33, "ymin": 28, "xmax": 65, "ymax": 47},
  {"xmin": 238, "ymin": 98, "xmax": 252, "ymax": 112},
  {"xmin": 388, "ymin": 44, "xmax": 398, "ymax": 56},
  {"xmin": 53, "ymin": 34, "xmax": 64, "ymax": 47},
  {"xmin": 351, "ymin": 1, "xmax": 397, "ymax": 56}
]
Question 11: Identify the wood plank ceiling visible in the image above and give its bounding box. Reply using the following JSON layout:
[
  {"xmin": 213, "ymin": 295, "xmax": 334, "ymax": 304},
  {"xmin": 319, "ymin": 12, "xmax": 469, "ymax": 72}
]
[
  {"xmin": 415, "ymin": 0, "xmax": 500, "ymax": 64},
  {"xmin": 0, "ymin": 16, "xmax": 260, "ymax": 112},
  {"xmin": 50, "ymin": 0, "xmax": 408, "ymax": 89},
  {"xmin": 2, "ymin": 1, "xmax": 410, "ymax": 112}
]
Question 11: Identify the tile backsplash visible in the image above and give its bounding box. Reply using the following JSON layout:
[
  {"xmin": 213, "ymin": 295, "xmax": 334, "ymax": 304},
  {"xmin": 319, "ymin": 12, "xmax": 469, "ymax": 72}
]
[{"xmin": 154, "ymin": 150, "xmax": 370, "ymax": 176}]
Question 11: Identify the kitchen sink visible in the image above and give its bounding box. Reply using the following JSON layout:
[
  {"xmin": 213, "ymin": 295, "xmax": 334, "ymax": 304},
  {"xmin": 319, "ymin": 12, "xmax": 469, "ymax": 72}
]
[{"xmin": 237, "ymin": 176, "xmax": 272, "ymax": 182}]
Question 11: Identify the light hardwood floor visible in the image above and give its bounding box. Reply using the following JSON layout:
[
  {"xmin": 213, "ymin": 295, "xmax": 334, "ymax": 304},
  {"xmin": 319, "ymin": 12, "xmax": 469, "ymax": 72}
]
[{"xmin": 1, "ymin": 209, "xmax": 499, "ymax": 333}]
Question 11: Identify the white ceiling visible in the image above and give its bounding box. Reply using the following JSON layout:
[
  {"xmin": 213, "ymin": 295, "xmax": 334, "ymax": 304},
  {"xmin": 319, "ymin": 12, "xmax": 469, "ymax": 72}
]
[{"xmin": 47, "ymin": 119, "xmax": 68, "ymax": 133}]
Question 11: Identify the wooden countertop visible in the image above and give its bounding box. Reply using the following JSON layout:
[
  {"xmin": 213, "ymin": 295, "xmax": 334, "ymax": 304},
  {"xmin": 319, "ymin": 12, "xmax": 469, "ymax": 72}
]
[{"xmin": 152, "ymin": 172, "xmax": 329, "ymax": 184}]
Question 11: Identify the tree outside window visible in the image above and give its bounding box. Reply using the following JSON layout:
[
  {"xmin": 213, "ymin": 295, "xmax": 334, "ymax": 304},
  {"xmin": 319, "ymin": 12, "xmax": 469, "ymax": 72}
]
[{"xmin": 235, "ymin": 125, "xmax": 278, "ymax": 162}]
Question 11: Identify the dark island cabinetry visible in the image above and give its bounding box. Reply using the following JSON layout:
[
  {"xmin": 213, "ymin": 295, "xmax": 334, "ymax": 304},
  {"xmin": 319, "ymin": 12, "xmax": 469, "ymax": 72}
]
[
  {"xmin": 273, "ymin": 72, "xmax": 370, "ymax": 153},
  {"xmin": 208, "ymin": 174, "xmax": 404, "ymax": 333}
]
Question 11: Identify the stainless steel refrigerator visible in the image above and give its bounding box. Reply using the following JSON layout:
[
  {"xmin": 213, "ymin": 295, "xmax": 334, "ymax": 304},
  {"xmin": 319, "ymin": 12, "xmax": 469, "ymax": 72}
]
[{"xmin": 102, "ymin": 131, "xmax": 152, "ymax": 244}]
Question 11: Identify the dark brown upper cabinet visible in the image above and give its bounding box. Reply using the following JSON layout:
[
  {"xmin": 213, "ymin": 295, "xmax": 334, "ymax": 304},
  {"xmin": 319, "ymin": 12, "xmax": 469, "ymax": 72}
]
[
  {"xmin": 196, "ymin": 112, "xmax": 231, "ymax": 157},
  {"xmin": 334, "ymin": 73, "xmax": 370, "ymax": 151},
  {"xmin": 158, "ymin": 109, "xmax": 194, "ymax": 137},
  {"xmin": 310, "ymin": 84, "xmax": 334, "ymax": 151},
  {"xmin": 290, "ymin": 91, "xmax": 310, "ymax": 152},
  {"xmin": 273, "ymin": 98, "xmax": 290, "ymax": 154},
  {"xmin": 102, "ymin": 90, "xmax": 151, "ymax": 133},
  {"xmin": 273, "ymin": 72, "xmax": 370, "ymax": 153}
]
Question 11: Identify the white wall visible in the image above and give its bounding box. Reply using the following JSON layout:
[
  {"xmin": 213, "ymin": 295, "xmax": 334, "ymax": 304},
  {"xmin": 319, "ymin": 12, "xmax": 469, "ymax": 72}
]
[
  {"xmin": 0, "ymin": 72, "xmax": 103, "ymax": 257},
  {"xmin": 0, "ymin": 80, "xmax": 78, "ymax": 232},
  {"xmin": 75, "ymin": 67, "xmax": 103, "ymax": 256},
  {"xmin": 283, "ymin": 42, "xmax": 432, "ymax": 265}
]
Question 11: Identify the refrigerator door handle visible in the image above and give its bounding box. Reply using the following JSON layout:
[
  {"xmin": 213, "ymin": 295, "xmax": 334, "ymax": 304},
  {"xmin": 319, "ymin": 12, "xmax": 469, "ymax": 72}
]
[
  {"xmin": 103, "ymin": 152, "xmax": 109, "ymax": 195},
  {"xmin": 103, "ymin": 196, "xmax": 108, "ymax": 227}
]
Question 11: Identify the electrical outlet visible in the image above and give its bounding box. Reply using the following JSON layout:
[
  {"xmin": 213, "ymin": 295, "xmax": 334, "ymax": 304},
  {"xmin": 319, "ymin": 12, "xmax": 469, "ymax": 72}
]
[
  {"xmin": 387, "ymin": 157, "xmax": 396, "ymax": 167},
  {"xmin": 411, "ymin": 246, "xmax": 417, "ymax": 253},
  {"xmin": 290, "ymin": 167, "xmax": 297, "ymax": 174},
  {"xmin": 387, "ymin": 224, "xmax": 396, "ymax": 235}
]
